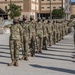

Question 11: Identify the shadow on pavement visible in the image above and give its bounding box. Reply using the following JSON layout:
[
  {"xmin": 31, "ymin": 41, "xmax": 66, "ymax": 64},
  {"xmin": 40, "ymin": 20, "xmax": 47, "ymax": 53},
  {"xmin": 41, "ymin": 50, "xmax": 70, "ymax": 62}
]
[
  {"xmin": 0, "ymin": 55, "xmax": 10, "ymax": 58},
  {"xmin": 45, "ymin": 49, "xmax": 73, "ymax": 53},
  {"xmin": 55, "ymin": 44, "xmax": 74, "ymax": 47},
  {"xmin": 30, "ymin": 64, "xmax": 75, "ymax": 74},
  {"xmin": 0, "ymin": 51, "xmax": 10, "ymax": 54},
  {"xmin": 0, "ymin": 61, "xmax": 8, "ymax": 65},
  {"xmin": 36, "ymin": 55, "xmax": 75, "ymax": 62},
  {"xmin": 39, "ymin": 52, "xmax": 71, "ymax": 58},
  {"xmin": 48, "ymin": 46, "xmax": 74, "ymax": 50},
  {"xmin": 0, "ymin": 47, "xmax": 9, "ymax": 50},
  {"xmin": 0, "ymin": 45, "xmax": 9, "ymax": 47}
]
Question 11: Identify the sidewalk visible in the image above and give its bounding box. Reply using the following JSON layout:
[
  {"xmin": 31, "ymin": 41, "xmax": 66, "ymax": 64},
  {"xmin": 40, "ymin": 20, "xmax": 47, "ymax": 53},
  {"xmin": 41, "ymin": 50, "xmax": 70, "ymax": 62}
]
[{"xmin": 0, "ymin": 31, "xmax": 75, "ymax": 75}]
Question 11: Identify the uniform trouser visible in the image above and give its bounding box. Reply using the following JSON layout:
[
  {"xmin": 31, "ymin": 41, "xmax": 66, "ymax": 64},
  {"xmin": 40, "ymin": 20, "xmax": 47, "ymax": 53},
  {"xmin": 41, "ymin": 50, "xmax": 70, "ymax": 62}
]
[
  {"xmin": 48, "ymin": 33, "xmax": 53, "ymax": 45},
  {"xmin": 36, "ymin": 36, "xmax": 43, "ymax": 52},
  {"xmin": 63, "ymin": 30, "xmax": 65, "ymax": 37},
  {"xmin": 73, "ymin": 37, "xmax": 75, "ymax": 56},
  {"xmin": 30, "ymin": 36, "xmax": 35, "ymax": 55},
  {"xmin": 62, "ymin": 31, "xmax": 64, "ymax": 39},
  {"xmin": 10, "ymin": 39, "xmax": 20, "ymax": 60},
  {"xmin": 73, "ymin": 35, "xmax": 75, "ymax": 46},
  {"xmin": 53, "ymin": 31, "xmax": 56, "ymax": 44},
  {"xmin": 43, "ymin": 36, "xmax": 47, "ymax": 49},
  {"xmin": 65, "ymin": 28, "xmax": 68, "ymax": 35},
  {"xmin": 22, "ymin": 36, "xmax": 29, "ymax": 57},
  {"xmin": 68, "ymin": 27, "xmax": 72, "ymax": 33},
  {"xmin": 56, "ymin": 33, "xmax": 58, "ymax": 42},
  {"xmin": 57, "ymin": 32, "xmax": 61, "ymax": 42},
  {"xmin": 60, "ymin": 31, "xmax": 63, "ymax": 40}
]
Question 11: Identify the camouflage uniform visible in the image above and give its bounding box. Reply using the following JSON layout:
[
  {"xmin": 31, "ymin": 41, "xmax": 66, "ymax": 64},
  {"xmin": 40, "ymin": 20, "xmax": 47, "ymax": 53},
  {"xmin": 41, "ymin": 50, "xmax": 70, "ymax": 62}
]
[
  {"xmin": 36, "ymin": 20, "xmax": 43, "ymax": 53},
  {"xmin": 56, "ymin": 22, "xmax": 59, "ymax": 42},
  {"xmin": 4, "ymin": 22, "xmax": 23, "ymax": 66},
  {"xmin": 53, "ymin": 21, "xmax": 57, "ymax": 44},
  {"xmin": 20, "ymin": 21, "xmax": 29, "ymax": 60},
  {"xmin": 29, "ymin": 21, "xmax": 36, "ymax": 56},
  {"xmin": 47, "ymin": 21, "xmax": 53, "ymax": 46},
  {"xmin": 42, "ymin": 20, "xmax": 48, "ymax": 50}
]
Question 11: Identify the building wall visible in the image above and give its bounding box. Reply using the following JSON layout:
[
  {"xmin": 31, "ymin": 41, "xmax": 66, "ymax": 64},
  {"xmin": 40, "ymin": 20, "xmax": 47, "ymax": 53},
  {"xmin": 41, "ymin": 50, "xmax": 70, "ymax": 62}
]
[
  {"xmin": 64, "ymin": 0, "xmax": 71, "ymax": 19},
  {"xmin": 71, "ymin": 4, "xmax": 75, "ymax": 15},
  {"xmin": 39, "ymin": 0, "xmax": 63, "ymax": 14},
  {"xmin": 0, "ymin": 0, "xmax": 23, "ymax": 11},
  {"xmin": 0, "ymin": 0, "xmax": 71, "ymax": 19}
]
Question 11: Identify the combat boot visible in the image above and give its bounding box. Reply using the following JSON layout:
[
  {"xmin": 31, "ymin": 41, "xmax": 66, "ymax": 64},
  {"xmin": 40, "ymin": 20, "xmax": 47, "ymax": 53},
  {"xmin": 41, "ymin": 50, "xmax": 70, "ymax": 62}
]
[
  {"xmin": 8, "ymin": 59, "xmax": 15, "ymax": 66},
  {"xmin": 19, "ymin": 56, "xmax": 24, "ymax": 60},
  {"xmin": 39, "ymin": 50, "xmax": 42, "ymax": 53},
  {"xmin": 71, "ymin": 56, "xmax": 75, "ymax": 59},
  {"xmin": 24, "ymin": 57, "xmax": 28, "ymax": 61},
  {"xmin": 15, "ymin": 60, "xmax": 19, "ymax": 66},
  {"xmin": 48, "ymin": 42, "xmax": 51, "ymax": 46},
  {"xmin": 35, "ymin": 50, "xmax": 39, "ymax": 53},
  {"xmin": 31, "ymin": 53, "xmax": 35, "ymax": 57}
]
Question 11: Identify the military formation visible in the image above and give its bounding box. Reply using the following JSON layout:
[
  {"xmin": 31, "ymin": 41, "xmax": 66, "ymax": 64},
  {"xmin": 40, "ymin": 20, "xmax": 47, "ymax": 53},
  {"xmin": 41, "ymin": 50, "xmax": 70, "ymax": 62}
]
[{"xmin": 4, "ymin": 17, "xmax": 73, "ymax": 67}]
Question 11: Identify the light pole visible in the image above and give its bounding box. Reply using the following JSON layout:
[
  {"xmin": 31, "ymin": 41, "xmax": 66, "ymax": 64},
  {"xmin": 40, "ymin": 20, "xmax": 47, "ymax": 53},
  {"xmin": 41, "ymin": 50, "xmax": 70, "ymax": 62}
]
[
  {"xmin": 10, "ymin": 0, "xmax": 12, "ymax": 4},
  {"xmin": 50, "ymin": 0, "xmax": 52, "ymax": 19}
]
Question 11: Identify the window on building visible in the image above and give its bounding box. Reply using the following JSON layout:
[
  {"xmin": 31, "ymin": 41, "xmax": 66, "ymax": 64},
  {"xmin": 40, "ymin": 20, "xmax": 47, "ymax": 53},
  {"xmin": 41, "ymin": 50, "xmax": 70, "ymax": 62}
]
[
  {"xmin": 41, "ymin": 7, "xmax": 44, "ymax": 9},
  {"xmin": 53, "ymin": 0, "xmax": 56, "ymax": 1},
  {"xmin": 59, "ymin": 7, "xmax": 62, "ymax": 8},
  {"xmin": 47, "ymin": 7, "xmax": 50, "ymax": 8},
  {"xmin": 5, "ymin": 6, "xmax": 7, "ymax": 10},
  {"xmin": 5, "ymin": 0, "xmax": 7, "ymax": 1},
  {"xmin": 53, "ymin": 7, "xmax": 56, "ymax": 9}
]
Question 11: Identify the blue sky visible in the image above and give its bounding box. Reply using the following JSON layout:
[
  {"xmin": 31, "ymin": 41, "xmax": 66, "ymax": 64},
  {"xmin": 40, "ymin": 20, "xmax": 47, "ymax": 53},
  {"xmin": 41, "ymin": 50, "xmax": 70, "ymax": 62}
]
[{"xmin": 71, "ymin": 0, "xmax": 75, "ymax": 2}]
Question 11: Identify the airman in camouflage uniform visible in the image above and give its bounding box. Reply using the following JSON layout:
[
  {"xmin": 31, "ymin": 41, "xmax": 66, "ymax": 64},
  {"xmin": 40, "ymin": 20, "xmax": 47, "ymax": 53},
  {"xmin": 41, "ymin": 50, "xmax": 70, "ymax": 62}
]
[
  {"xmin": 36, "ymin": 19, "xmax": 43, "ymax": 53},
  {"xmin": 42, "ymin": 20, "xmax": 48, "ymax": 50},
  {"xmin": 20, "ymin": 20, "xmax": 29, "ymax": 60},
  {"xmin": 56, "ymin": 21, "xmax": 60, "ymax": 42},
  {"xmin": 29, "ymin": 20, "xmax": 36, "ymax": 56},
  {"xmin": 4, "ymin": 19, "xmax": 23, "ymax": 66},
  {"xmin": 53, "ymin": 20, "xmax": 57, "ymax": 44},
  {"xmin": 47, "ymin": 20, "xmax": 53, "ymax": 46}
]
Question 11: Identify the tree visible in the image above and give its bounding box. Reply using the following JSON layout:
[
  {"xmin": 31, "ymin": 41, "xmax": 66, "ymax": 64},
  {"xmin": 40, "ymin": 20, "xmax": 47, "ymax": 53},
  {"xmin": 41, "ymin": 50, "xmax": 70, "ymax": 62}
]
[
  {"xmin": 52, "ymin": 8, "xmax": 65, "ymax": 19},
  {"xmin": 8, "ymin": 4, "xmax": 21, "ymax": 19}
]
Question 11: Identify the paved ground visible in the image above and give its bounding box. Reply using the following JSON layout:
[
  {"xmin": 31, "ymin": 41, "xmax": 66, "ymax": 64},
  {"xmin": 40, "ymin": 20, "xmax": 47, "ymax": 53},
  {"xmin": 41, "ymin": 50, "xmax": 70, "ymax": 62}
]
[{"xmin": 0, "ymin": 31, "xmax": 75, "ymax": 75}]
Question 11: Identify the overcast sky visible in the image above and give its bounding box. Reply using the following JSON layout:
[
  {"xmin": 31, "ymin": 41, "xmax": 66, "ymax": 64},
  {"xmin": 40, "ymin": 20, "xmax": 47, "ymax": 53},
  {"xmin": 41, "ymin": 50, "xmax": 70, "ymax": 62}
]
[{"xmin": 71, "ymin": 0, "xmax": 75, "ymax": 2}]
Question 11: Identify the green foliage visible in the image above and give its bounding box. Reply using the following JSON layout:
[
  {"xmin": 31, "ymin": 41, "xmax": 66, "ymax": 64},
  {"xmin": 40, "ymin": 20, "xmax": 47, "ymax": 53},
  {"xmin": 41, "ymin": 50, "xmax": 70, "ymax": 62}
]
[
  {"xmin": 52, "ymin": 8, "xmax": 66, "ymax": 19},
  {"xmin": 8, "ymin": 4, "xmax": 21, "ymax": 19}
]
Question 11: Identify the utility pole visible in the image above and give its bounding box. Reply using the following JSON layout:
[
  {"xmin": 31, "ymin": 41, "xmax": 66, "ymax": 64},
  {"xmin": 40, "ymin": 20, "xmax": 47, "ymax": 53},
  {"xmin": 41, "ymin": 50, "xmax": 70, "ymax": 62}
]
[
  {"xmin": 10, "ymin": 0, "xmax": 12, "ymax": 4},
  {"xmin": 50, "ymin": 0, "xmax": 52, "ymax": 19},
  {"xmin": 35, "ymin": 0, "xmax": 37, "ymax": 19}
]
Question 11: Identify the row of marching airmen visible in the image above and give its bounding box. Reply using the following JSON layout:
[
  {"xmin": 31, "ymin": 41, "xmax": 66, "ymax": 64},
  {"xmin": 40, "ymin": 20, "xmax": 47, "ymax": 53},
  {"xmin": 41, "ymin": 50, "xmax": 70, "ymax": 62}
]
[{"xmin": 4, "ymin": 17, "xmax": 73, "ymax": 67}]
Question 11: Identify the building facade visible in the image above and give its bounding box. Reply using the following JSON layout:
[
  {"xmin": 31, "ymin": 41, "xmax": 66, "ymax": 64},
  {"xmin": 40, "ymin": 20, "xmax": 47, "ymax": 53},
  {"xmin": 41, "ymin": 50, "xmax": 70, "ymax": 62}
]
[
  {"xmin": 23, "ymin": 0, "xmax": 39, "ymax": 19},
  {"xmin": 0, "ymin": 0, "xmax": 71, "ymax": 19},
  {"xmin": 38, "ymin": 0, "xmax": 63, "ymax": 19},
  {"xmin": 71, "ymin": 2, "xmax": 75, "ymax": 16},
  {"xmin": 64, "ymin": 0, "xmax": 71, "ymax": 19},
  {"xmin": 0, "ymin": 0, "xmax": 39, "ymax": 19}
]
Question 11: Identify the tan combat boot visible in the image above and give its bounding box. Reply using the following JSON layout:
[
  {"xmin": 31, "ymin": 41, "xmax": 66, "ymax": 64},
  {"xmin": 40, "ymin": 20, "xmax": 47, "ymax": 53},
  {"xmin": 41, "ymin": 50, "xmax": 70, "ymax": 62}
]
[
  {"xmin": 48, "ymin": 42, "xmax": 51, "ymax": 46},
  {"xmin": 24, "ymin": 57, "xmax": 28, "ymax": 61},
  {"xmin": 39, "ymin": 50, "xmax": 42, "ymax": 53},
  {"xmin": 15, "ymin": 60, "xmax": 19, "ymax": 66},
  {"xmin": 19, "ymin": 56, "xmax": 24, "ymax": 60},
  {"xmin": 8, "ymin": 59, "xmax": 15, "ymax": 66}
]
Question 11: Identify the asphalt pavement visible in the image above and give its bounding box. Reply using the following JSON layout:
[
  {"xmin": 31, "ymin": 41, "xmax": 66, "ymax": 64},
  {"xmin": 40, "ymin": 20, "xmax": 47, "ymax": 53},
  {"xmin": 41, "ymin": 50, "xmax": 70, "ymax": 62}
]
[{"xmin": 0, "ymin": 31, "xmax": 75, "ymax": 75}]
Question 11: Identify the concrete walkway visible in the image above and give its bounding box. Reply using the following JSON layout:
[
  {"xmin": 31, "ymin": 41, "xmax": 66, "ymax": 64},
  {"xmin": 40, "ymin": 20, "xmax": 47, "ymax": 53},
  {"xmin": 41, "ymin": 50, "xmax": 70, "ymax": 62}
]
[{"xmin": 0, "ymin": 31, "xmax": 75, "ymax": 75}]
